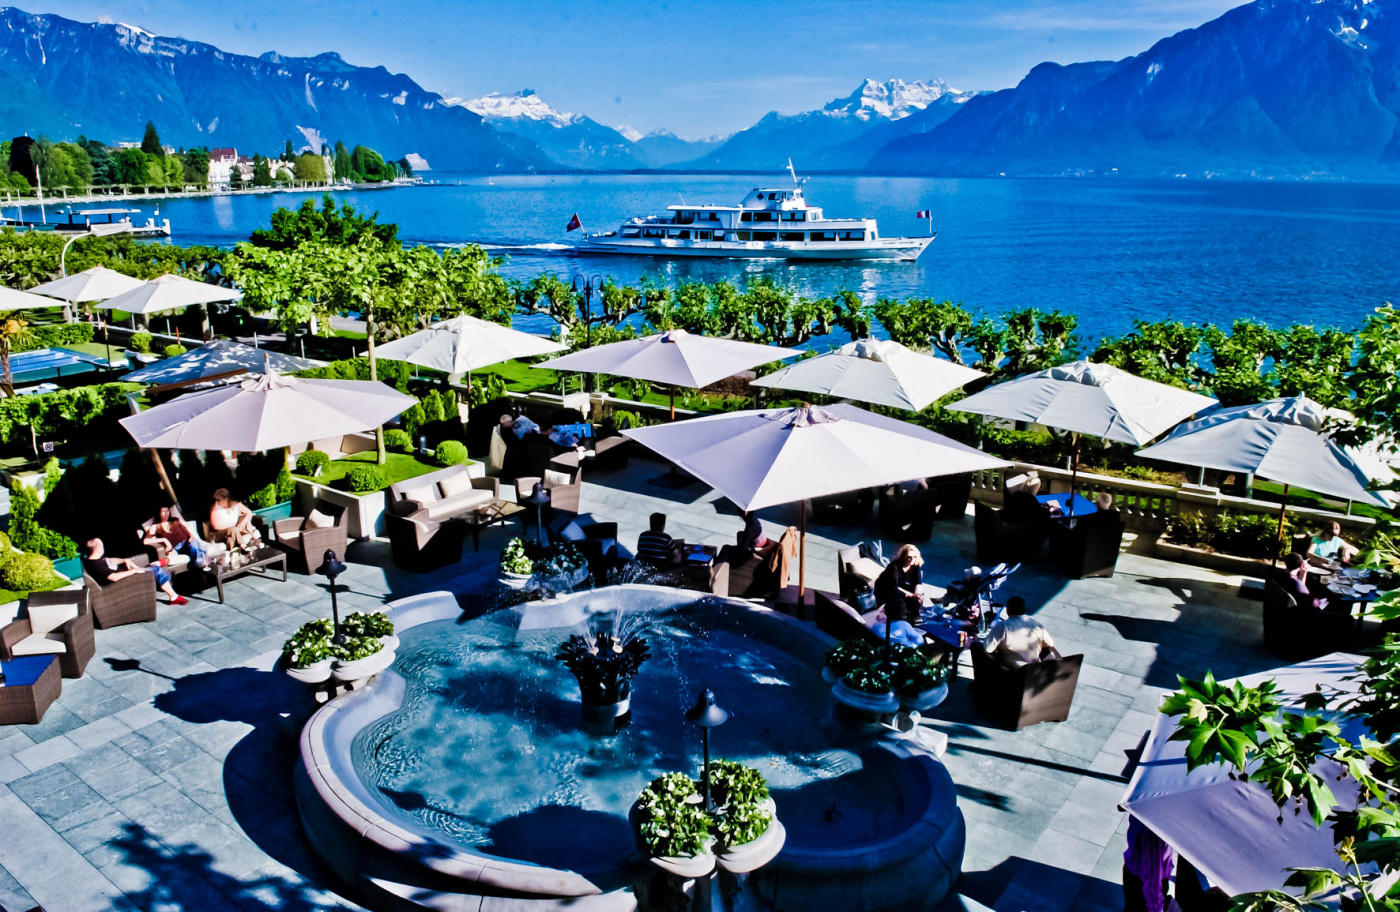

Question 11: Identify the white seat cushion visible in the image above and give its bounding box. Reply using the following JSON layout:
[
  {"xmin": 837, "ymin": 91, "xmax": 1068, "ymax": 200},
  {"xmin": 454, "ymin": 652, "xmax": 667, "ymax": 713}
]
[
  {"xmin": 845, "ymin": 557, "xmax": 884, "ymax": 583},
  {"xmin": 543, "ymin": 469, "xmax": 572, "ymax": 489},
  {"xmin": 438, "ymin": 473, "xmax": 473, "ymax": 499},
  {"xmin": 27, "ymin": 602, "xmax": 79, "ymax": 636},
  {"xmin": 401, "ymin": 483, "xmax": 439, "ymax": 506},
  {"xmin": 11, "ymin": 632, "xmax": 66, "ymax": 656},
  {"xmin": 425, "ymin": 488, "xmax": 493, "ymax": 520},
  {"xmin": 306, "ymin": 508, "xmax": 335, "ymax": 529}
]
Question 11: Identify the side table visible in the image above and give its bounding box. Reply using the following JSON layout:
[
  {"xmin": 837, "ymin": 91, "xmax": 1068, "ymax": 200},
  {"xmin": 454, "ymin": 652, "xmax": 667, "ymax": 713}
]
[{"xmin": 0, "ymin": 655, "xmax": 61, "ymax": 725}]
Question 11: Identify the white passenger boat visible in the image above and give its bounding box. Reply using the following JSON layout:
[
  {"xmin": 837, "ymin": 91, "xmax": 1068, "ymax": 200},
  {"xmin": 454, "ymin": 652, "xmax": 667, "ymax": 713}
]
[{"xmin": 578, "ymin": 164, "xmax": 934, "ymax": 262}]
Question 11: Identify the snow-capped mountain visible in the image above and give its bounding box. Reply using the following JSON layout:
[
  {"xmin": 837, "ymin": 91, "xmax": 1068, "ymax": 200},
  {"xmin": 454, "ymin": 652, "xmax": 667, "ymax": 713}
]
[
  {"xmin": 0, "ymin": 8, "xmax": 548, "ymax": 172},
  {"xmin": 631, "ymin": 129, "xmax": 727, "ymax": 167},
  {"xmin": 678, "ymin": 77, "xmax": 982, "ymax": 171},
  {"xmin": 447, "ymin": 89, "xmax": 644, "ymax": 169},
  {"xmin": 869, "ymin": 0, "xmax": 1400, "ymax": 178}
]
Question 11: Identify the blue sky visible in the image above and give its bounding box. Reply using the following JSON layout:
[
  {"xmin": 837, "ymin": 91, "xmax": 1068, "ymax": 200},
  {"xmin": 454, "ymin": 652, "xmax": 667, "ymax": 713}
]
[{"xmin": 31, "ymin": 0, "xmax": 1243, "ymax": 137}]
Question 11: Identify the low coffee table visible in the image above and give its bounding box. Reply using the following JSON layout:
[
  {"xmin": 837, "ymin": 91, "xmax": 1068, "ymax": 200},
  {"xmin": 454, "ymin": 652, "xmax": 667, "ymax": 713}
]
[
  {"xmin": 209, "ymin": 546, "xmax": 288, "ymax": 604},
  {"xmin": 462, "ymin": 501, "xmax": 525, "ymax": 552},
  {"xmin": 0, "ymin": 655, "xmax": 61, "ymax": 725}
]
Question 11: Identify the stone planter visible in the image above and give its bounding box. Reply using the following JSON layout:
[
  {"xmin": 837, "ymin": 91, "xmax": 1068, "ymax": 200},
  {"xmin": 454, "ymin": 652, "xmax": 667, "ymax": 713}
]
[
  {"xmin": 498, "ymin": 569, "xmax": 533, "ymax": 589},
  {"xmin": 717, "ymin": 803, "xmax": 785, "ymax": 874},
  {"xmin": 647, "ymin": 846, "xmax": 717, "ymax": 880},
  {"xmin": 1154, "ymin": 540, "xmax": 1271, "ymax": 576},
  {"xmin": 332, "ymin": 645, "xmax": 396, "ymax": 683},
  {"xmin": 832, "ymin": 679, "xmax": 899, "ymax": 714},
  {"xmin": 253, "ymin": 501, "xmax": 294, "ymax": 525},
  {"xmin": 580, "ymin": 696, "xmax": 630, "ymax": 728},
  {"xmin": 286, "ymin": 659, "xmax": 334, "ymax": 685},
  {"xmin": 899, "ymin": 683, "xmax": 949, "ymax": 712},
  {"xmin": 295, "ymin": 479, "xmax": 387, "ymax": 540},
  {"xmin": 821, "ymin": 666, "xmax": 838, "ymax": 685}
]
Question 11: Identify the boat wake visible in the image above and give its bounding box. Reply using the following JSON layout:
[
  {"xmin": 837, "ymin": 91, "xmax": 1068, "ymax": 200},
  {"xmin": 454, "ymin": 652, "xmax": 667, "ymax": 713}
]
[{"xmin": 438, "ymin": 241, "xmax": 576, "ymax": 256}]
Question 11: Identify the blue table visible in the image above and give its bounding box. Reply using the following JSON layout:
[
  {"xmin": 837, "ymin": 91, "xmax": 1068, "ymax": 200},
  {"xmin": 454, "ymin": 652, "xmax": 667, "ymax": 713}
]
[
  {"xmin": 0, "ymin": 655, "xmax": 61, "ymax": 725},
  {"xmin": 1037, "ymin": 492, "xmax": 1098, "ymax": 518}
]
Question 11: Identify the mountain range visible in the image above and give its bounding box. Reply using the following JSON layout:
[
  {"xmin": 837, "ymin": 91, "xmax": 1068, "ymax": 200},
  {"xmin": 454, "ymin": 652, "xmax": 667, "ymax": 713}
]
[{"xmin": 0, "ymin": 0, "xmax": 1397, "ymax": 178}]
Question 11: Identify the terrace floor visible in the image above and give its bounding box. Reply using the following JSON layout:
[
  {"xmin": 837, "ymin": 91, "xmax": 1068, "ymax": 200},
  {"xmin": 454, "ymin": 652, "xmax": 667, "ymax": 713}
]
[{"xmin": 0, "ymin": 455, "xmax": 1281, "ymax": 912}]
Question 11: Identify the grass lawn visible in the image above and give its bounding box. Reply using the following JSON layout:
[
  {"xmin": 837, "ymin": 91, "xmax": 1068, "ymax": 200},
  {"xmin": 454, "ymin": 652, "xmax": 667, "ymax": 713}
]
[
  {"xmin": 0, "ymin": 574, "xmax": 69, "ymax": 607},
  {"xmin": 476, "ymin": 359, "xmax": 560, "ymax": 394},
  {"xmin": 1252, "ymin": 479, "xmax": 1390, "ymax": 521},
  {"xmin": 293, "ymin": 451, "xmax": 451, "ymax": 490}
]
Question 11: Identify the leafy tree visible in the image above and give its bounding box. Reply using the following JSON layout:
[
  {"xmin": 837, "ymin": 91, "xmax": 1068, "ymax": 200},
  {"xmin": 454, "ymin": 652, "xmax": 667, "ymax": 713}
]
[
  {"xmin": 8, "ymin": 136, "xmax": 36, "ymax": 184},
  {"xmin": 963, "ymin": 308, "xmax": 1079, "ymax": 376},
  {"xmin": 181, "ymin": 148, "xmax": 210, "ymax": 186},
  {"xmin": 282, "ymin": 140, "xmax": 295, "ymax": 161},
  {"xmin": 160, "ymin": 154, "xmax": 183, "ymax": 189},
  {"xmin": 873, "ymin": 297, "xmax": 975, "ymax": 362},
  {"xmin": 292, "ymin": 152, "xmax": 326, "ymax": 183},
  {"xmin": 1204, "ymin": 320, "xmax": 1282, "ymax": 406},
  {"xmin": 141, "ymin": 121, "xmax": 164, "ymax": 155},
  {"xmin": 395, "ymin": 157, "xmax": 414, "ymax": 177},
  {"xmin": 84, "ymin": 140, "xmax": 115, "ymax": 186},
  {"xmin": 1093, "ymin": 320, "xmax": 1208, "ymax": 389},
  {"xmin": 251, "ymin": 154, "xmax": 273, "ymax": 187},
  {"xmin": 350, "ymin": 145, "xmax": 393, "ymax": 182},
  {"xmin": 333, "ymin": 141, "xmax": 352, "ymax": 182},
  {"xmin": 250, "ymin": 195, "xmax": 398, "ymax": 250},
  {"xmin": 113, "ymin": 148, "xmax": 148, "ymax": 186}
]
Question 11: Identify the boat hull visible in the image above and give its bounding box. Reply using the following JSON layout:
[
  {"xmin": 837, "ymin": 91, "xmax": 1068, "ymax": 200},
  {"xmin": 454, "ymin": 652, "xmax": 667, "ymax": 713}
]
[{"xmin": 577, "ymin": 235, "xmax": 935, "ymax": 262}]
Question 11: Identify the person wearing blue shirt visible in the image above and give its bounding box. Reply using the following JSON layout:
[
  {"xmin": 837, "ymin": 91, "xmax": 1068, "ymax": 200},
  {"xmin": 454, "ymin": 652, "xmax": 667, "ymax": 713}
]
[{"xmin": 1308, "ymin": 521, "xmax": 1357, "ymax": 565}]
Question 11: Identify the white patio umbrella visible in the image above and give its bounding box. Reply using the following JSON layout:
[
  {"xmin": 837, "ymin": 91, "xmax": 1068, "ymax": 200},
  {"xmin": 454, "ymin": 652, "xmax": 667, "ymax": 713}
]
[
  {"xmin": 30, "ymin": 266, "xmax": 145, "ymax": 304},
  {"xmin": 623, "ymin": 403, "xmax": 1008, "ymax": 594},
  {"xmin": 1121, "ymin": 652, "xmax": 1364, "ymax": 897},
  {"xmin": 750, "ymin": 337, "xmax": 986, "ymax": 412},
  {"xmin": 951, "ymin": 360, "xmax": 1218, "ymax": 515},
  {"xmin": 1136, "ymin": 397, "xmax": 1393, "ymax": 555},
  {"xmin": 539, "ymin": 329, "xmax": 803, "ymax": 418},
  {"xmin": 120, "ymin": 368, "xmax": 416, "ymax": 452},
  {"xmin": 94, "ymin": 273, "xmax": 241, "ymax": 317},
  {"xmin": 121, "ymin": 340, "xmax": 325, "ymax": 387},
  {"xmin": 0, "ymin": 285, "xmax": 68, "ymax": 312},
  {"xmin": 376, "ymin": 314, "xmax": 565, "ymax": 376}
]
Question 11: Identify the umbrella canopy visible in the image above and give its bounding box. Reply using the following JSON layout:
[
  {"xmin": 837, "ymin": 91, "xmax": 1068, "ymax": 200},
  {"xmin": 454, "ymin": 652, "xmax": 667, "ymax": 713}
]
[
  {"xmin": 94, "ymin": 274, "xmax": 241, "ymax": 316},
  {"xmin": 1121, "ymin": 652, "xmax": 1365, "ymax": 897},
  {"xmin": 0, "ymin": 286, "xmax": 68, "ymax": 313},
  {"xmin": 120, "ymin": 369, "xmax": 415, "ymax": 452},
  {"xmin": 950, "ymin": 359, "xmax": 1218, "ymax": 446},
  {"xmin": 29, "ymin": 267, "xmax": 145, "ymax": 303},
  {"xmin": 376, "ymin": 314, "xmax": 565, "ymax": 374},
  {"xmin": 121, "ymin": 341, "xmax": 325, "ymax": 386},
  {"xmin": 622, "ymin": 402, "xmax": 1007, "ymax": 512},
  {"xmin": 538, "ymin": 329, "xmax": 802, "ymax": 390},
  {"xmin": 1136, "ymin": 397, "xmax": 1393, "ymax": 506},
  {"xmin": 750, "ymin": 337, "xmax": 985, "ymax": 412}
]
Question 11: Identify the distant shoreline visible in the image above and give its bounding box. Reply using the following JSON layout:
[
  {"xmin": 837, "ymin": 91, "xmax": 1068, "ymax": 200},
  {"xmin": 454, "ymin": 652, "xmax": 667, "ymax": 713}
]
[{"xmin": 0, "ymin": 178, "xmax": 437, "ymax": 209}]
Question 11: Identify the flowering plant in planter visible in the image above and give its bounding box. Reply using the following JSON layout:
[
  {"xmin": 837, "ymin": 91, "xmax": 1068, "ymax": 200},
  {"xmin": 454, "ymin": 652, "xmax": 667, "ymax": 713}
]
[
  {"xmin": 825, "ymin": 639, "xmax": 881, "ymax": 679},
  {"xmin": 634, "ymin": 772, "xmax": 714, "ymax": 859},
  {"xmin": 538, "ymin": 541, "xmax": 587, "ymax": 577},
  {"xmin": 891, "ymin": 646, "xmax": 954, "ymax": 696},
  {"xmin": 841, "ymin": 663, "xmax": 893, "ymax": 696},
  {"xmin": 281, "ymin": 613, "xmax": 396, "ymax": 667},
  {"xmin": 500, "ymin": 537, "xmax": 536, "ymax": 575},
  {"xmin": 710, "ymin": 760, "xmax": 774, "ymax": 849},
  {"xmin": 282, "ymin": 618, "xmax": 336, "ymax": 669},
  {"xmin": 341, "ymin": 610, "xmax": 394, "ymax": 639}
]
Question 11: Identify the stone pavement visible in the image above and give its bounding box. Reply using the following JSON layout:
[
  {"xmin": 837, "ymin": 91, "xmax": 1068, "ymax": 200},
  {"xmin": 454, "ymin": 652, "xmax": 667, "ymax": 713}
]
[{"xmin": 0, "ymin": 454, "xmax": 1282, "ymax": 912}]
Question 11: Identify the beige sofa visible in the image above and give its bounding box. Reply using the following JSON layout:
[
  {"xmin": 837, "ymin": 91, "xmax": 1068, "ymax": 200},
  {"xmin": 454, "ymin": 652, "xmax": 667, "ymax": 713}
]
[{"xmin": 389, "ymin": 465, "xmax": 500, "ymax": 522}]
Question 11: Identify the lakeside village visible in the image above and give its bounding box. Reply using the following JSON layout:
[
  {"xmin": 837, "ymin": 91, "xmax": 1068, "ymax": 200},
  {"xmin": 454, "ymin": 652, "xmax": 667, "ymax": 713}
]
[{"xmin": 0, "ymin": 161, "xmax": 1395, "ymax": 909}]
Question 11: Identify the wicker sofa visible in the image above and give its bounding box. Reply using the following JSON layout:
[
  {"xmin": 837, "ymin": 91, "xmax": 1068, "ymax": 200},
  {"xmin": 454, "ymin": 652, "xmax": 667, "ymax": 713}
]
[
  {"xmin": 84, "ymin": 555, "xmax": 159, "ymax": 629},
  {"xmin": 389, "ymin": 466, "xmax": 499, "ymax": 523},
  {"xmin": 1, "ymin": 590, "xmax": 94, "ymax": 678}
]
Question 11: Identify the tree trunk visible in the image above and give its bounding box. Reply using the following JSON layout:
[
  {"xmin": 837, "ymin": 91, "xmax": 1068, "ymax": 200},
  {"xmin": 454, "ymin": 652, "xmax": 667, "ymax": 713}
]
[
  {"xmin": 0, "ymin": 343, "xmax": 13, "ymax": 398},
  {"xmin": 367, "ymin": 310, "xmax": 386, "ymax": 465}
]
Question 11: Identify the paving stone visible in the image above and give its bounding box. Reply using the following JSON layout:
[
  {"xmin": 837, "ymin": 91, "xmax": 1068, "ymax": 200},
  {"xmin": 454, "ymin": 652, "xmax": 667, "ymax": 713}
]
[
  {"xmin": 12, "ymin": 733, "xmax": 82, "ymax": 772},
  {"xmin": 67, "ymin": 714, "xmax": 135, "ymax": 751}
]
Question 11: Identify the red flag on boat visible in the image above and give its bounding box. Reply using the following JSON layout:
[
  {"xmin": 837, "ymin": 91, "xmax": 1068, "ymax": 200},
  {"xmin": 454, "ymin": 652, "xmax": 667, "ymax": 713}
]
[
  {"xmin": 565, "ymin": 213, "xmax": 582, "ymax": 232},
  {"xmin": 915, "ymin": 209, "xmax": 931, "ymax": 219}
]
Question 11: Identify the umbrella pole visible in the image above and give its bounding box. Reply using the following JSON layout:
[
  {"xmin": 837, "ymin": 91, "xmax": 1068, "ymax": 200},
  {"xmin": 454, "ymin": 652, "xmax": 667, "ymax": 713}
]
[
  {"xmin": 1273, "ymin": 484, "xmax": 1290, "ymax": 570},
  {"xmin": 150, "ymin": 449, "xmax": 178, "ymax": 505},
  {"xmin": 1068, "ymin": 433, "xmax": 1081, "ymax": 518},
  {"xmin": 798, "ymin": 500, "xmax": 806, "ymax": 599}
]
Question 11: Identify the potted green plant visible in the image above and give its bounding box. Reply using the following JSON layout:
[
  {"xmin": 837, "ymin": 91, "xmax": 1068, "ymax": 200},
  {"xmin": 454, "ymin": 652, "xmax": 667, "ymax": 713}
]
[
  {"xmin": 834, "ymin": 663, "xmax": 899, "ymax": 714},
  {"xmin": 892, "ymin": 646, "xmax": 954, "ymax": 711},
  {"xmin": 331, "ymin": 611, "xmax": 398, "ymax": 682},
  {"xmin": 282, "ymin": 617, "xmax": 336, "ymax": 684},
  {"xmin": 536, "ymin": 541, "xmax": 589, "ymax": 590},
  {"xmin": 499, "ymin": 537, "xmax": 535, "ymax": 588},
  {"xmin": 823, "ymin": 639, "xmax": 880, "ymax": 685},
  {"xmin": 632, "ymin": 772, "xmax": 716, "ymax": 878},
  {"xmin": 554, "ymin": 626, "xmax": 650, "ymax": 728},
  {"xmin": 710, "ymin": 760, "xmax": 784, "ymax": 873}
]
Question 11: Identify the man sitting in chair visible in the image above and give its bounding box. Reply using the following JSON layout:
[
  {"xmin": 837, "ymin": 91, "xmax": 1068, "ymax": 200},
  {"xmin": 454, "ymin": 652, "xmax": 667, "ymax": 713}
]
[
  {"xmin": 84, "ymin": 538, "xmax": 187, "ymax": 606},
  {"xmin": 979, "ymin": 597, "xmax": 1055, "ymax": 667},
  {"xmin": 636, "ymin": 513, "xmax": 679, "ymax": 564}
]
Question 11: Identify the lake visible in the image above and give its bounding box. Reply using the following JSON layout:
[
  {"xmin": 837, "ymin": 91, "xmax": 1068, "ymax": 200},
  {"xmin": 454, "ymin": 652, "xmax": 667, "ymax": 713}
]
[{"xmin": 116, "ymin": 174, "xmax": 1400, "ymax": 343}]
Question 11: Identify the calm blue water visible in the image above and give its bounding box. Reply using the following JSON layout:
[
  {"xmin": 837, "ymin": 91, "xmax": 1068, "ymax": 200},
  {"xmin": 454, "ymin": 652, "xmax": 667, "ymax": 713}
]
[{"xmin": 94, "ymin": 174, "xmax": 1400, "ymax": 342}]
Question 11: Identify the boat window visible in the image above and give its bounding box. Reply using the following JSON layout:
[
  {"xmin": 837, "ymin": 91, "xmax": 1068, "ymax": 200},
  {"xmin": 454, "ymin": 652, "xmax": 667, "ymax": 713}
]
[
  {"xmin": 740, "ymin": 212, "xmax": 753, "ymax": 222},
  {"xmin": 753, "ymin": 231, "xmax": 777, "ymax": 241},
  {"xmin": 753, "ymin": 212, "xmax": 775, "ymax": 222},
  {"xmin": 733, "ymin": 231, "xmax": 750, "ymax": 241},
  {"xmin": 643, "ymin": 228, "xmax": 664, "ymax": 238},
  {"xmin": 696, "ymin": 230, "xmax": 710, "ymax": 240},
  {"xmin": 780, "ymin": 211, "xmax": 806, "ymax": 222},
  {"xmin": 620, "ymin": 228, "xmax": 641, "ymax": 238},
  {"xmin": 812, "ymin": 232, "xmax": 836, "ymax": 242},
  {"xmin": 780, "ymin": 232, "xmax": 804, "ymax": 241},
  {"xmin": 840, "ymin": 231, "xmax": 865, "ymax": 242},
  {"xmin": 707, "ymin": 212, "xmax": 720, "ymax": 221}
]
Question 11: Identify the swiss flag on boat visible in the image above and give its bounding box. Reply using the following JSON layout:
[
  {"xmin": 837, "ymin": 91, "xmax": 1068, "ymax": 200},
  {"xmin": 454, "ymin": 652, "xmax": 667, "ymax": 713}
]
[
  {"xmin": 915, "ymin": 209, "xmax": 931, "ymax": 219},
  {"xmin": 565, "ymin": 213, "xmax": 582, "ymax": 232}
]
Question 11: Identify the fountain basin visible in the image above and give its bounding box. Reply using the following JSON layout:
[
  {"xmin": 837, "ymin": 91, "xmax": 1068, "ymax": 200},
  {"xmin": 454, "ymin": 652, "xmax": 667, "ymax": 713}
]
[{"xmin": 296, "ymin": 586, "xmax": 963, "ymax": 910}]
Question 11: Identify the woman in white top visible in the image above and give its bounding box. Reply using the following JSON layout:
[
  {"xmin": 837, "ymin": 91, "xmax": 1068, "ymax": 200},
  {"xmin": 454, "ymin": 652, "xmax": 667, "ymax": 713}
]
[{"xmin": 209, "ymin": 487, "xmax": 260, "ymax": 552}]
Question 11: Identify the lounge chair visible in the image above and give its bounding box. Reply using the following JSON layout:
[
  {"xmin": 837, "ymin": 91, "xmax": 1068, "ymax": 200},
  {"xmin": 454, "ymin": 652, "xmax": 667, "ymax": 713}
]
[
  {"xmin": 84, "ymin": 556, "xmax": 158, "ymax": 629},
  {"xmin": 709, "ymin": 538, "xmax": 781, "ymax": 599},
  {"xmin": 273, "ymin": 501, "xmax": 349, "ymax": 574},
  {"xmin": 974, "ymin": 502, "xmax": 1048, "ymax": 565},
  {"xmin": 1, "ymin": 590, "xmax": 94, "ymax": 678},
  {"xmin": 970, "ymin": 643, "xmax": 1083, "ymax": 730},
  {"xmin": 836, "ymin": 545, "xmax": 882, "ymax": 606},
  {"xmin": 1261, "ymin": 577, "xmax": 1357, "ymax": 659}
]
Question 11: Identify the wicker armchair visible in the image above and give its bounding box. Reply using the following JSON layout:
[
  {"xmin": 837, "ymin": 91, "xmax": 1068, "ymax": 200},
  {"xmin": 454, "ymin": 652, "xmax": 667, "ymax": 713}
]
[
  {"xmin": 272, "ymin": 501, "xmax": 349, "ymax": 574},
  {"xmin": 970, "ymin": 643, "xmax": 1083, "ymax": 730},
  {"xmin": 385, "ymin": 499, "xmax": 465, "ymax": 571},
  {"xmin": 1, "ymin": 590, "xmax": 94, "ymax": 678},
  {"xmin": 1262, "ymin": 577, "xmax": 1357, "ymax": 659},
  {"xmin": 84, "ymin": 555, "xmax": 158, "ymax": 629}
]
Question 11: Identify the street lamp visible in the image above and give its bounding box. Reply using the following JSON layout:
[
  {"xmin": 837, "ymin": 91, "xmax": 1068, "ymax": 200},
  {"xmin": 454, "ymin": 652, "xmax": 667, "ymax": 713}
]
[
  {"xmin": 316, "ymin": 549, "xmax": 349, "ymax": 643},
  {"xmin": 522, "ymin": 482, "xmax": 552, "ymax": 546},
  {"xmin": 571, "ymin": 274, "xmax": 604, "ymax": 351},
  {"xmin": 685, "ymin": 689, "xmax": 729, "ymax": 811},
  {"xmin": 60, "ymin": 221, "xmax": 134, "ymax": 325}
]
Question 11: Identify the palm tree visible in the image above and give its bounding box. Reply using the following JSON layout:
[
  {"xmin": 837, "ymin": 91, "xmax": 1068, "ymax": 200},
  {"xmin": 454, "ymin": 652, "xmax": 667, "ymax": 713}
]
[{"xmin": 0, "ymin": 316, "xmax": 28, "ymax": 397}]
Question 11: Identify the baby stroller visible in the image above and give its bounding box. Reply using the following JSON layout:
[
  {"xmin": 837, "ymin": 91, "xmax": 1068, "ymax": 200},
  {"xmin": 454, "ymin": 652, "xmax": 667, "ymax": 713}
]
[{"xmin": 919, "ymin": 562, "xmax": 1021, "ymax": 644}]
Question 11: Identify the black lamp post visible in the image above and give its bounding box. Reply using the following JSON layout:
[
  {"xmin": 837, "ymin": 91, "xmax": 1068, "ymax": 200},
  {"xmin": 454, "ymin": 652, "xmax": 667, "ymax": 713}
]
[
  {"xmin": 522, "ymin": 481, "xmax": 552, "ymax": 546},
  {"xmin": 316, "ymin": 548, "xmax": 348, "ymax": 644},
  {"xmin": 685, "ymin": 688, "xmax": 729, "ymax": 811},
  {"xmin": 571, "ymin": 274, "xmax": 604, "ymax": 352}
]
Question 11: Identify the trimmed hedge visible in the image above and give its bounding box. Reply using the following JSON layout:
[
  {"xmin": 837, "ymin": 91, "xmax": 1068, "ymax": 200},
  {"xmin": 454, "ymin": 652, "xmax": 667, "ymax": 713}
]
[
  {"xmin": 9, "ymin": 482, "xmax": 77, "ymax": 559},
  {"xmin": 164, "ymin": 344, "xmax": 187, "ymax": 358},
  {"xmin": 384, "ymin": 429, "xmax": 412, "ymax": 453},
  {"xmin": 295, "ymin": 451, "xmax": 330, "ymax": 476},
  {"xmin": 293, "ymin": 357, "xmax": 411, "ymax": 392},
  {"xmin": 129, "ymin": 332, "xmax": 153, "ymax": 354},
  {"xmin": 12, "ymin": 323, "xmax": 95, "ymax": 354},
  {"xmin": 2, "ymin": 552, "xmax": 55, "ymax": 591},
  {"xmin": 0, "ymin": 383, "xmax": 142, "ymax": 446},
  {"xmin": 434, "ymin": 440, "xmax": 468, "ymax": 467},
  {"xmin": 346, "ymin": 464, "xmax": 388, "ymax": 493}
]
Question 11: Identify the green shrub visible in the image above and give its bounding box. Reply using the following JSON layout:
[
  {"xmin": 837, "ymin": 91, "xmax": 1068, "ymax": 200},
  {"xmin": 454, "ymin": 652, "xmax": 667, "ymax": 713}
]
[
  {"xmin": 383, "ymin": 429, "xmax": 412, "ymax": 453},
  {"xmin": 1, "ymin": 552, "xmax": 54, "ymax": 592},
  {"xmin": 0, "ymin": 531, "xmax": 11, "ymax": 553},
  {"xmin": 400, "ymin": 403, "xmax": 427, "ymax": 439},
  {"xmin": 8, "ymin": 482, "xmax": 77, "ymax": 560},
  {"xmin": 11, "ymin": 322, "xmax": 95, "ymax": 354},
  {"xmin": 275, "ymin": 466, "xmax": 296, "ymax": 503},
  {"xmin": 163, "ymin": 343, "xmax": 187, "ymax": 358},
  {"xmin": 0, "ymin": 382, "xmax": 141, "ymax": 446},
  {"xmin": 129, "ymin": 332, "xmax": 153, "ymax": 354},
  {"xmin": 421, "ymin": 393, "xmax": 445, "ymax": 425},
  {"xmin": 295, "ymin": 451, "xmax": 330, "ymax": 476},
  {"xmin": 1164, "ymin": 509, "xmax": 1292, "ymax": 559},
  {"xmin": 609, "ymin": 410, "xmax": 641, "ymax": 431},
  {"xmin": 434, "ymin": 440, "xmax": 468, "ymax": 467},
  {"xmin": 293, "ymin": 357, "xmax": 410, "ymax": 391},
  {"xmin": 438, "ymin": 389, "xmax": 460, "ymax": 421},
  {"xmin": 346, "ymin": 464, "xmax": 388, "ymax": 493}
]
